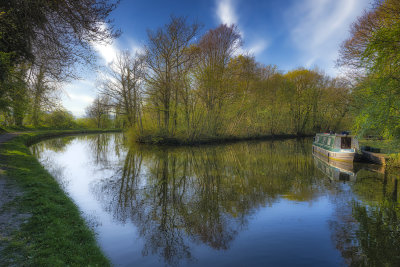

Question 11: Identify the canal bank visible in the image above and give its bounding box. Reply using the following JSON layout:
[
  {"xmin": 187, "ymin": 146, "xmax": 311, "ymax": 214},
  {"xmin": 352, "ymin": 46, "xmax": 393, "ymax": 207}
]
[
  {"xmin": 136, "ymin": 133, "xmax": 313, "ymax": 145},
  {"xmin": 0, "ymin": 129, "xmax": 120, "ymax": 266}
]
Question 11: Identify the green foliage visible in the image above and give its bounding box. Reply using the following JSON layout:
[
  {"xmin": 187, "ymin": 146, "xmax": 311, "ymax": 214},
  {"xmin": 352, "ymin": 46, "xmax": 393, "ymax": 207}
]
[
  {"xmin": 0, "ymin": 51, "xmax": 12, "ymax": 83},
  {"xmin": 75, "ymin": 117, "xmax": 97, "ymax": 128},
  {"xmin": 137, "ymin": 62, "xmax": 352, "ymax": 144},
  {"xmin": 341, "ymin": 0, "xmax": 400, "ymax": 140},
  {"xmin": 0, "ymin": 0, "xmax": 119, "ymax": 128},
  {"xmin": 43, "ymin": 109, "xmax": 77, "ymax": 129}
]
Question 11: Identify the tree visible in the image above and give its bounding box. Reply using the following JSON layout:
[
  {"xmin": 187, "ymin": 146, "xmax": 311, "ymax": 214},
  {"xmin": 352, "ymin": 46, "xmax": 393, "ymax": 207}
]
[
  {"xmin": 283, "ymin": 69, "xmax": 326, "ymax": 135},
  {"xmin": 0, "ymin": 0, "xmax": 119, "ymax": 120},
  {"xmin": 44, "ymin": 108, "xmax": 76, "ymax": 128},
  {"xmin": 29, "ymin": 65, "xmax": 60, "ymax": 127},
  {"xmin": 0, "ymin": 0, "xmax": 119, "ymax": 80},
  {"xmin": 100, "ymin": 51, "xmax": 145, "ymax": 128},
  {"xmin": 338, "ymin": 0, "xmax": 400, "ymax": 138},
  {"xmin": 86, "ymin": 96, "xmax": 110, "ymax": 128},
  {"xmin": 145, "ymin": 16, "xmax": 200, "ymax": 135},
  {"xmin": 196, "ymin": 24, "xmax": 242, "ymax": 134}
]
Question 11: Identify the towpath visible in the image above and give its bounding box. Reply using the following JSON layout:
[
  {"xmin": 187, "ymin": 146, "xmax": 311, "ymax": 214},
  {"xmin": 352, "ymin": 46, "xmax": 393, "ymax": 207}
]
[
  {"xmin": 0, "ymin": 132, "xmax": 25, "ymax": 143},
  {"xmin": 0, "ymin": 132, "xmax": 30, "ymax": 265}
]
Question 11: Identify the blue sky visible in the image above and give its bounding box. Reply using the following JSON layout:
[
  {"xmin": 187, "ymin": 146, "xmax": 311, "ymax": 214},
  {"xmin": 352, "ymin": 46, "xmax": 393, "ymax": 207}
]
[{"xmin": 63, "ymin": 0, "xmax": 371, "ymax": 116}]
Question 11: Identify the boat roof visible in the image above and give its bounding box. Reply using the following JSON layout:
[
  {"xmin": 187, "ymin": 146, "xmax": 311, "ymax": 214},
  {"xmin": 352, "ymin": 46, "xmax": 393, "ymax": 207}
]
[{"xmin": 315, "ymin": 133, "xmax": 354, "ymax": 138}]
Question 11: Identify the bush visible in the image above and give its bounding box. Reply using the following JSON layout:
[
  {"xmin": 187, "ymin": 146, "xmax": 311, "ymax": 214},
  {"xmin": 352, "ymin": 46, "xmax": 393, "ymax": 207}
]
[{"xmin": 44, "ymin": 109, "xmax": 77, "ymax": 129}]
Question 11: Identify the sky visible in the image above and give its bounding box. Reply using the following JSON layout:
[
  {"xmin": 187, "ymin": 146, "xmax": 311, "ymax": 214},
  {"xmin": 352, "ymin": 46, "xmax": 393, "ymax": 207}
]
[{"xmin": 63, "ymin": 0, "xmax": 372, "ymax": 117}]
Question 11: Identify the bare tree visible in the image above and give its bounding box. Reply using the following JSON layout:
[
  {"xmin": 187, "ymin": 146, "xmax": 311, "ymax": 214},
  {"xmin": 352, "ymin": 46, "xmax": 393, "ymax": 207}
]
[
  {"xmin": 1, "ymin": 0, "xmax": 120, "ymax": 81},
  {"xmin": 196, "ymin": 24, "xmax": 242, "ymax": 134},
  {"xmin": 100, "ymin": 51, "xmax": 145, "ymax": 128},
  {"xmin": 29, "ymin": 65, "xmax": 61, "ymax": 126},
  {"xmin": 145, "ymin": 16, "xmax": 200, "ymax": 134},
  {"xmin": 86, "ymin": 95, "xmax": 110, "ymax": 128}
]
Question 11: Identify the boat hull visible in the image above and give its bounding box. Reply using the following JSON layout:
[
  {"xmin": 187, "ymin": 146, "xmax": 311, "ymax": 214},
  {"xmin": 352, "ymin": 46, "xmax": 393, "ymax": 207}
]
[{"xmin": 312, "ymin": 144, "xmax": 355, "ymax": 163}]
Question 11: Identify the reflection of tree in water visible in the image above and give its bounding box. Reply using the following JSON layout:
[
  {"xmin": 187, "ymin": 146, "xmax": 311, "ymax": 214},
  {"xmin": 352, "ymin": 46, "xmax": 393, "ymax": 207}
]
[
  {"xmin": 329, "ymin": 169, "xmax": 400, "ymax": 266},
  {"xmin": 30, "ymin": 137, "xmax": 75, "ymax": 189},
  {"xmin": 83, "ymin": 133, "xmax": 116, "ymax": 168},
  {"xmin": 92, "ymin": 139, "xmax": 325, "ymax": 266},
  {"xmin": 30, "ymin": 136, "xmax": 75, "ymax": 156}
]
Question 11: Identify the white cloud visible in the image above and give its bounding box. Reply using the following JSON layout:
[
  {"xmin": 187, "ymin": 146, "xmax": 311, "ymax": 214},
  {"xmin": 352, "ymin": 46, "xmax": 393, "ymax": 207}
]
[
  {"xmin": 127, "ymin": 38, "xmax": 145, "ymax": 55},
  {"xmin": 287, "ymin": 0, "xmax": 370, "ymax": 75},
  {"xmin": 93, "ymin": 41, "xmax": 118, "ymax": 64},
  {"xmin": 91, "ymin": 23, "xmax": 119, "ymax": 64},
  {"xmin": 61, "ymin": 79, "xmax": 97, "ymax": 117},
  {"xmin": 215, "ymin": 0, "xmax": 269, "ymax": 56},
  {"xmin": 68, "ymin": 93, "xmax": 94, "ymax": 104},
  {"xmin": 216, "ymin": 0, "xmax": 238, "ymax": 25},
  {"xmin": 247, "ymin": 39, "xmax": 269, "ymax": 56}
]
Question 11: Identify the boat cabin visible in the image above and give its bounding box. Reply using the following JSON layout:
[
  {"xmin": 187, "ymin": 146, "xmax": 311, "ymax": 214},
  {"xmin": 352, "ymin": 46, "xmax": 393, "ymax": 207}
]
[{"xmin": 313, "ymin": 133, "xmax": 358, "ymax": 152}]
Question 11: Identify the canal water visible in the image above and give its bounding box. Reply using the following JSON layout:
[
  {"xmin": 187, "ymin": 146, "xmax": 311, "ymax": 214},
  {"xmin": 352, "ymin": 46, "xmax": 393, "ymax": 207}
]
[{"xmin": 30, "ymin": 133, "xmax": 400, "ymax": 266}]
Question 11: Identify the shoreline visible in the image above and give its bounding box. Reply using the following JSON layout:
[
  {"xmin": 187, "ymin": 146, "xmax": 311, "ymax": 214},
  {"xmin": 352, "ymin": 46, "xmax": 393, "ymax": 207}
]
[
  {"xmin": 137, "ymin": 133, "xmax": 313, "ymax": 146},
  {"xmin": 0, "ymin": 129, "xmax": 121, "ymax": 266}
]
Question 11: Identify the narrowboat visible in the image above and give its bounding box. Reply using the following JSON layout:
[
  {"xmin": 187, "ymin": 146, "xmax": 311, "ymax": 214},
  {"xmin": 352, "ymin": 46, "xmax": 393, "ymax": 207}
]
[{"xmin": 312, "ymin": 133, "xmax": 359, "ymax": 163}]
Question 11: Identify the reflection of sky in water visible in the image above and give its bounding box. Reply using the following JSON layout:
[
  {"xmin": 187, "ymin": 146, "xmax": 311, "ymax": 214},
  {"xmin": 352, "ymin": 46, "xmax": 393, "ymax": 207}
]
[
  {"xmin": 30, "ymin": 133, "xmax": 399, "ymax": 267},
  {"xmin": 31, "ymin": 136, "xmax": 148, "ymax": 265}
]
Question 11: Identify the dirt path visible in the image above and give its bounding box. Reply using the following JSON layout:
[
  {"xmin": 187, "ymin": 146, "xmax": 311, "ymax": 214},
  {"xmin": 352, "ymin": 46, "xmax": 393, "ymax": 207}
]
[
  {"xmin": 0, "ymin": 132, "xmax": 30, "ymax": 264},
  {"xmin": 0, "ymin": 132, "xmax": 22, "ymax": 143}
]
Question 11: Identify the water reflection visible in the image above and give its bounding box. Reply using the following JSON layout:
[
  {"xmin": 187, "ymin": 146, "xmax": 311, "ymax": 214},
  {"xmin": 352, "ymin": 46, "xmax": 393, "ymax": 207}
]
[
  {"xmin": 329, "ymin": 169, "xmax": 400, "ymax": 266},
  {"xmin": 92, "ymin": 140, "xmax": 323, "ymax": 265},
  {"xmin": 31, "ymin": 133, "xmax": 400, "ymax": 266},
  {"xmin": 313, "ymin": 154, "xmax": 357, "ymax": 182}
]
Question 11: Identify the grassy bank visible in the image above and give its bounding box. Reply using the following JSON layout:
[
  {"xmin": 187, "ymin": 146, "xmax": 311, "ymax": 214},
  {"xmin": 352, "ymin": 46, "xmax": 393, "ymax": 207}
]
[
  {"xmin": 359, "ymin": 139, "xmax": 400, "ymax": 154},
  {"xmin": 358, "ymin": 138, "xmax": 400, "ymax": 167},
  {"xmin": 0, "ymin": 129, "xmax": 120, "ymax": 266},
  {"xmin": 136, "ymin": 133, "xmax": 311, "ymax": 146}
]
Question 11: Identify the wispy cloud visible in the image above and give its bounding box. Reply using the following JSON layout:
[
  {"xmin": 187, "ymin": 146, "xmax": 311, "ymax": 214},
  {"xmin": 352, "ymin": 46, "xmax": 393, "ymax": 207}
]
[
  {"xmin": 68, "ymin": 93, "xmax": 94, "ymax": 104},
  {"xmin": 286, "ymin": 0, "xmax": 369, "ymax": 74},
  {"xmin": 91, "ymin": 23, "xmax": 120, "ymax": 64},
  {"xmin": 61, "ymin": 76, "xmax": 97, "ymax": 117},
  {"xmin": 247, "ymin": 39, "xmax": 269, "ymax": 56},
  {"xmin": 127, "ymin": 37, "xmax": 145, "ymax": 55},
  {"xmin": 215, "ymin": 0, "xmax": 269, "ymax": 56},
  {"xmin": 216, "ymin": 0, "xmax": 238, "ymax": 25},
  {"xmin": 93, "ymin": 41, "xmax": 119, "ymax": 64}
]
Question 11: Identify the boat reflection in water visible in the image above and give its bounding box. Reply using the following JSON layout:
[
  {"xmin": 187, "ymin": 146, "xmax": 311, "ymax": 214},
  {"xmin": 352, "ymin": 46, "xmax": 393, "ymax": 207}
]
[{"xmin": 312, "ymin": 151, "xmax": 356, "ymax": 182}]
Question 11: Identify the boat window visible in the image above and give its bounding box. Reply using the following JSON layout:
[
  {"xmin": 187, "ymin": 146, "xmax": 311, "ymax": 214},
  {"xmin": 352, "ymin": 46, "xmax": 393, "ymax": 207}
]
[{"xmin": 341, "ymin": 137, "xmax": 352, "ymax": 149}]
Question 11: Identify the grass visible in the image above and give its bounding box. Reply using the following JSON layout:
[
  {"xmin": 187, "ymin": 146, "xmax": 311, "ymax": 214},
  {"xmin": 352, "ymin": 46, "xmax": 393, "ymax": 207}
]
[
  {"xmin": 0, "ymin": 129, "xmax": 121, "ymax": 266},
  {"xmin": 0, "ymin": 125, "xmax": 121, "ymax": 133},
  {"xmin": 358, "ymin": 138, "xmax": 400, "ymax": 154},
  {"xmin": 358, "ymin": 138, "xmax": 400, "ymax": 168}
]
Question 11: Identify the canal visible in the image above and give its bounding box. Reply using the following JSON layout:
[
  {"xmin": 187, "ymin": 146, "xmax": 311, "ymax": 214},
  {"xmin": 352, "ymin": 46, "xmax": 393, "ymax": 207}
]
[{"xmin": 30, "ymin": 133, "xmax": 400, "ymax": 266}]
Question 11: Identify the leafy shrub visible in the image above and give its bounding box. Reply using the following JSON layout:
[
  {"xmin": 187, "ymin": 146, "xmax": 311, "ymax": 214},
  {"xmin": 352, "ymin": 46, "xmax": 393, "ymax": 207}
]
[{"xmin": 44, "ymin": 109, "xmax": 76, "ymax": 129}]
